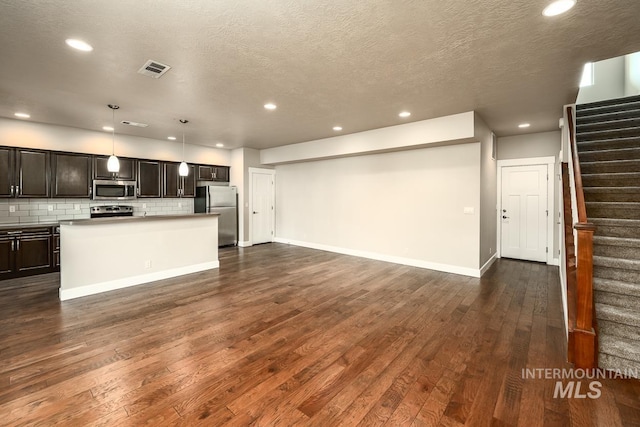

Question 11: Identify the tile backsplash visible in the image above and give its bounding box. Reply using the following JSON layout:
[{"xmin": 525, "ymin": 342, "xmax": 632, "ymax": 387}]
[{"xmin": 0, "ymin": 198, "xmax": 194, "ymax": 225}]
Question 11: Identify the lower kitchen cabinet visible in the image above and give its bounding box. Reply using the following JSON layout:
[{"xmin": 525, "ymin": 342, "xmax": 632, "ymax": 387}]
[{"xmin": 0, "ymin": 227, "xmax": 54, "ymax": 280}]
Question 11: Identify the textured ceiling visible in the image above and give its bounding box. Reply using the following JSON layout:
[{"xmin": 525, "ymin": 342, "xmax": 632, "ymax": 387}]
[{"xmin": 1, "ymin": 0, "xmax": 640, "ymax": 150}]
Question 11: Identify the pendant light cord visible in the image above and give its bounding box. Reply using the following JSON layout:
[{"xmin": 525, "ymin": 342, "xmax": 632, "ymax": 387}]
[{"xmin": 111, "ymin": 107, "xmax": 116, "ymax": 156}]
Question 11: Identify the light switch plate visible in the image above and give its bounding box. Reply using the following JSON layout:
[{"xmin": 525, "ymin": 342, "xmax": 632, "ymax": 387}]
[
  {"xmin": 47, "ymin": 205, "xmax": 54, "ymax": 212},
  {"xmin": 464, "ymin": 207, "xmax": 475, "ymax": 214}
]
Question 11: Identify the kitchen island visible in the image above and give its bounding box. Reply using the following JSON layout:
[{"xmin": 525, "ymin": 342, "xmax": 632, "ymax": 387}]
[{"xmin": 59, "ymin": 213, "xmax": 219, "ymax": 301}]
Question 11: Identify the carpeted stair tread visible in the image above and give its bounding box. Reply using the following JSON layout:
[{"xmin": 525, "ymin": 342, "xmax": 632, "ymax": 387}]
[
  {"xmin": 586, "ymin": 202, "xmax": 640, "ymax": 220},
  {"xmin": 577, "ymin": 94, "xmax": 640, "ymax": 112},
  {"xmin": 577, "ymin": 136, "xmax": 640, "ymax": 152},
  {"xmin": 577, "ymin": 116, "xmax": 640, "ymax": 133},
  {"xmin": 599, "ymin": 334, "xmax": 640, "ymax": 363},
  {"xmin": 595, "ymin": 291, "xmax": 640, "ymax": 310},
  {"xmin": 593, "ymin": 236, "xmax": 640, "ymax": 249},
  {"xmin": 599, "ymin": 320, "xmax": 640, "ymax": 341},
  {"xmin": 581, "ymin": 159, "xmax": 640, "ymax": 174},
  {"xmin": 599, "ymin": 353, "xmax": 640, "ymax": 377},
  {"xmin": 576, "ymin": 108, "xmax": 640, "ymax": 125},
  {"xmin": 575, "ymin": 126, "xmax": 640, "ymax": 142},
  {"xmin": 579, "ymin": 148, "xmax": 640, "ymax": 161},
  {"xmin": 595, "ymin": 303, "xmax": 640, "ymax": 328},
  {"xmin": 593, "ymin": 255, "xmax": 640, "ymax": 271},
  {"xmin": 583, "ymin": 187, "xmax": 640, "ymax": 202},
  {"xmin": 593, "ymin": 236, "xmax": 640, "ymax": 261},
  {"xmin": 590, "ymin": 218, "xmax": 640, "ymax": 239}
]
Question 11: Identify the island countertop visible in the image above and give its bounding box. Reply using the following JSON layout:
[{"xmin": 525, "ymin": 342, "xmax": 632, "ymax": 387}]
[{"xmin": 59, "ymin": 213, "xmax": 219, "ymax": 226}]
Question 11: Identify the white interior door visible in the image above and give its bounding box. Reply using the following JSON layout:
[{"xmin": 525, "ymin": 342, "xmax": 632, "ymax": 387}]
[
  {"xmin": 501, "ymin": 165, "xmax": 548, "ymax": 262},
  {"xmin": 251, "ymin": 170, "xmax": 274, "ymax": 245}
]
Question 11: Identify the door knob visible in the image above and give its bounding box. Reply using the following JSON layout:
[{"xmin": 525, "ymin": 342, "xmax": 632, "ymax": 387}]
[
  {"xmin": 502, "ymin": 215, "xmax": 509, "ymax": 219},
  {"xmin": 253, "ymin": 211, "xmax": 258, "ymax": 214}
]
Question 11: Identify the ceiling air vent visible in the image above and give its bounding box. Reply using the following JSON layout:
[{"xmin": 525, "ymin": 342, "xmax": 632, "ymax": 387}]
[
  {"xmin": 121, "ymin": 120, "xmax": 148, "ymax": 128},
  {"xmin": 137, "ymin": 60, "xmax": 171, "ymax": 79}
]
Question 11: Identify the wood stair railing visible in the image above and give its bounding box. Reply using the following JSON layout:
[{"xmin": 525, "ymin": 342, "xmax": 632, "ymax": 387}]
[{"xmin": 565, "ymin": 105, "xmax": 597, "ymax": 369}]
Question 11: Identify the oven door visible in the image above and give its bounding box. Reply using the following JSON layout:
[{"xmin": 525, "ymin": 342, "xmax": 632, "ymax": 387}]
[{"xmin": 92, "ymin": 180, "xmax": 137, "ymax": 200}]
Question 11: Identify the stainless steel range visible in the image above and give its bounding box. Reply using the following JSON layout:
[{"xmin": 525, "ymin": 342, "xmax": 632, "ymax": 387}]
[{"xmin": 90, "ymin": 205, "xmax": 134, "ymax": 218}]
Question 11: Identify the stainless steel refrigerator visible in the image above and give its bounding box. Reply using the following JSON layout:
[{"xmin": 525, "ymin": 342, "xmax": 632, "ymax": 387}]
[{"xmin": 194, "ymin": 185, "xmax": 238, "ymax": 246}]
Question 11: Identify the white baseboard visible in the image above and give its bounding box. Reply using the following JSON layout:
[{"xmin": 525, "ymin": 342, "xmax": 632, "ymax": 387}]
[
  {"xmin": 480, "ymin": 253, "xmax": 497, "ymax": 276},
  {"xmin": 59, "ymin": 261, "xmax": 219, "ymax": 301},
  {"xmin": 274, "ymin": 237, "xmax": 481, "ymax": 278},
  {"xmin": 238, "ymin": 241, "xmax": 252, "ymax": 247},
  {"xmin": 550, "ymin": 257, "xmax": 560, "ymax": 266}
]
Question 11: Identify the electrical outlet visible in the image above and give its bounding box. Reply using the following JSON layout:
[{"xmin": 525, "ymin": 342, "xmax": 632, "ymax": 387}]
[
  {"xmin": 47, "ymin": 205, "xmax": 54, "ymax": 212},
  {"xmin": 144, "ymin": 260, "xmax": 152, "ymax": 269},
  {"xmin": 9, "ymin": 205, "xmax": 16, "ymax": 213},
  {"xmin": 74, "ymin": 204, "xmax": 80, "ymax": 211},
  {"xmin": 463, "ymin": 207, "xmax": 475, "ymax": 215},
  {"xmin": 178, "ymin": 202, "xmax": 182, "ymax": 208},
  {"xmin": 142, "ymin": 203, "xmax": 147, "ymax": 209}
]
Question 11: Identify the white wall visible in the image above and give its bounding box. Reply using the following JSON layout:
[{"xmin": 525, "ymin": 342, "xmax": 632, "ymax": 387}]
[
  {"xmin": 275, "ymin": 143, "xmax": 482, "ymax": 275},
  {"xmin": 576, "ymin": 57, "xmax": 625, "ymax": 104},
  {"xmin": 497, "ymin": 131, "xmax": 561, "ymax": 161},
  {"xmin": 261, "ymin": 112, "xmax": 476, "ymax": 165},
  {"xmin": 475, "ymin": 113, "xmax": 497, "ymax": 269},
  {"xmin": 0, "ymin": 117, "xmax": 230, "ymax": 166},
  {"xmin": 625, "ymin": 52, "xmax": 640, "ymax": 97}
]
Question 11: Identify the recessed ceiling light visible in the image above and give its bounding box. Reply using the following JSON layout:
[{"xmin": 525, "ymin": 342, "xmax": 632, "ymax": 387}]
[
  {"xmin": 518, "ymin": 123, "xmax": 531, "ymax": 128},
  {"xmin": 264, "ymin": 103, "xmax": 277, "ymax": 110},
  {"xmin": 216, "ymin": 143, "xmax": 224, "ymax": 148},
  {"xmin": 542, "ymin": 0, "xmax": 576, "ymax": 17},
  {"xmin": 167, "ymin": 136, "xmax": 176, "ymax": 140},
  {"xmin": 333, "ymin": 126, "xmax": 343, "ymax": 131},
  {"xmin": 65, "ymin": 38, "xmax": 93, "ymax": 52},
  {"xmin": 399, "ymin": 111, "xmax": 411, "ymax": 118},
  {"xmin": 14, "ymin": 112, "xmax": 30, "ymax": 119},
  {"xmin": 102, "ymin": 126, "xmax": 114, "ymax": 131}
]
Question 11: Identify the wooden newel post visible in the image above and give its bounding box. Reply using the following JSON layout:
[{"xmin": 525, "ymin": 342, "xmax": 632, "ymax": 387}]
[{"xmin": 573, "ymin": 222, "xmax": 597, "ymax": 369}]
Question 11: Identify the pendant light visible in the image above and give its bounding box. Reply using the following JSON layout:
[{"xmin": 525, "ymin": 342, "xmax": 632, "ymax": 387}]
[
  {"xmin": 107, "ymin": 104, "xmax": 120, "ymax": 174},
  {"xmin": 178, "ymin": 119, "xmax": 189, "ymax": 177}
]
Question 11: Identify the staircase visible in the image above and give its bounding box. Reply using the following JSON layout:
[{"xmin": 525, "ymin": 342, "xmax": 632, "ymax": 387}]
[{"xmin": 575, "ymin": 94, "xmax": 640, "ymax": 375}]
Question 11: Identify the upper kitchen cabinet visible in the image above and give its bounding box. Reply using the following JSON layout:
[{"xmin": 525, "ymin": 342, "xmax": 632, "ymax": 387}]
[
  {"xmin": 163, "ymin": 163, "xmax": 195, "ymax": 198},
  {"xmin": 197, "ymin": 165, "xmax": 229, "ymax": 182},
  {"xmin": 137, "ymin": 160, "xmax": 161, "ymax": 198},
  {"xmin": 93, "ymin": 156, "xmax": 136, "ymax": 180},
  {"xmin": 51, "ymin": 152, "xmax": 92, "ymax": 198},
  {"xmin": 0, "ymin": 147, "xmax": 50, "ymax": 198}
]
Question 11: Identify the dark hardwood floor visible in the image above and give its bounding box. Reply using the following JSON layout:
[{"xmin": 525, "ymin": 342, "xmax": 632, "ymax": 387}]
[{"xmin": 0, "ymin": 243, "xmax": 638, "ymax": 426}]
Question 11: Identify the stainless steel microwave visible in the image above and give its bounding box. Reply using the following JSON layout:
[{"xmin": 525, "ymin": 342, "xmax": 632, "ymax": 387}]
[{"xmin": 92, "ymin": 179, "xmax": 137, "ymax": 200}]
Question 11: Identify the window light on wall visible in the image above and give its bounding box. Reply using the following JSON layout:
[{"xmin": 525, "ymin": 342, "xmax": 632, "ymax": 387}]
[{"xmin": 580, "ymin": 62, "xmax": 594, "ymax": 87}]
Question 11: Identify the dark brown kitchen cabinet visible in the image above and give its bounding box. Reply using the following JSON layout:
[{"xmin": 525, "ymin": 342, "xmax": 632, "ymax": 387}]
[
  {"xmin": 0, "ymin": 236, "xmax": 13, "ymax": 278},
  {"xmin": 93, "ymin": 156, "xmax": 136, "ymax": 180},
  {"xmin": 52, "ymin": 227, "xmax": 60, "ymax": 270},
  {"xmin": 0, "ymin": 147, "xmax": 50, "ymax": 198},
  {"xmin": 51, "ymin": 152, "xmax": 92, "ymax": 198},
  {"xmin": 197, "ymin": 165, "xmax": 229, "ymax": 182},
  {"xmin": 0, "ymin": 228, "xmax": 52, "ymax": 280},
  {"xmin": 137, "ymin": 160, "xmax": 161, "ymax": 198},
  {"xmin": 163, "ymin": 163, "xmax": 195, "ymax": 198}
]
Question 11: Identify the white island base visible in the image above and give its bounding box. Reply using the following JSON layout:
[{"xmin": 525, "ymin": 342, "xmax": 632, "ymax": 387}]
[{"xmin": 59, "ymin": 214, "xmax": 219, "ymax": 301}]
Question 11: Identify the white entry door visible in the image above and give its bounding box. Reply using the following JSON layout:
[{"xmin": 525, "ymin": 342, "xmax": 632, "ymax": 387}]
[
  {"xmin": 251, "ymin": 170, "xmax": 275, "ymax": 245},
  {"xmin": 501, "ymin": 165, "xmax": 548, "ymax": 262}
]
